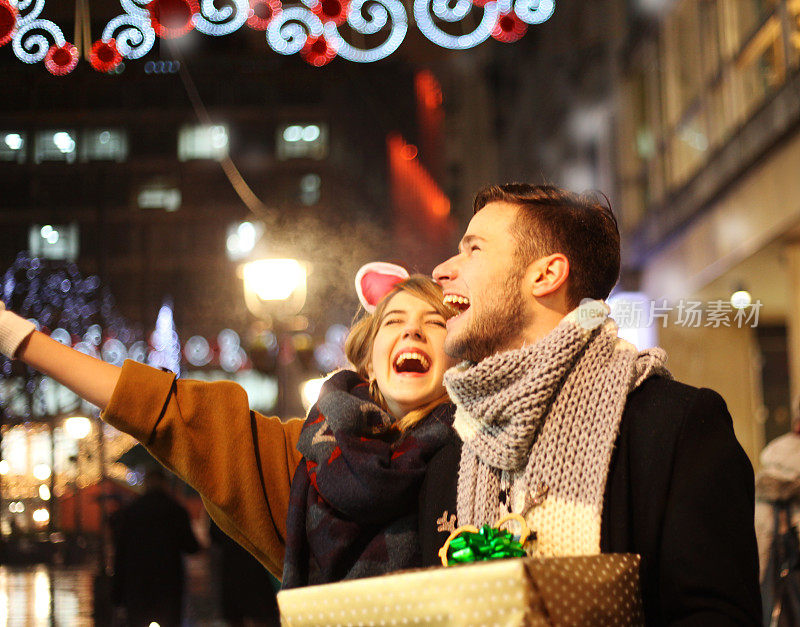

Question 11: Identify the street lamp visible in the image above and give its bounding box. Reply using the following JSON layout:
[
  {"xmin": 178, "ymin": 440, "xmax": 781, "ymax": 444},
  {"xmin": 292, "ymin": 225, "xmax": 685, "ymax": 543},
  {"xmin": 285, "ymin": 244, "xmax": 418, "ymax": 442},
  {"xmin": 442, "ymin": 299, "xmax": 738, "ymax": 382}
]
[
  {"xmin": 241, "ymin": 259, "xmax": 308, "ymax": 418},
  {"xmin": 64, "ymin": 415, "xmax": 91, "ymax": 538},
  {"xmin": 64, "ymin": 416, "xmax": 92, "ymax": 440},
  {"xmin": 241, "ymin": 258, "xmax": 308, "ymax": 319}
]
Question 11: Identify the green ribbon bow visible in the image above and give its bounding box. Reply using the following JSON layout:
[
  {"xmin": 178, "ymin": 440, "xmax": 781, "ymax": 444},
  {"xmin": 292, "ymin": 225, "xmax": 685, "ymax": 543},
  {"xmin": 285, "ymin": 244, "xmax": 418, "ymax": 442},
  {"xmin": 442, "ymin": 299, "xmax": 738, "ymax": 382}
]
[{"xmin": 446, "ymin": 524, "xmax": 529, "ymax": 565}]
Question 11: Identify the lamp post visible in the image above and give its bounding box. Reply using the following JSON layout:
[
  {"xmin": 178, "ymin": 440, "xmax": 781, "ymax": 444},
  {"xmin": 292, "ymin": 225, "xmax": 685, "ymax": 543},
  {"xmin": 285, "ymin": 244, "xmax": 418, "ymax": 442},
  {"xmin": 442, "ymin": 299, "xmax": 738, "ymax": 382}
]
[
  {"xmin": 241, "ymin": 259, "xmax": 308, "ymax": 418},
  {"xmin": 65, "ymin": 416, "xmax": 92, "ymax": 538}
]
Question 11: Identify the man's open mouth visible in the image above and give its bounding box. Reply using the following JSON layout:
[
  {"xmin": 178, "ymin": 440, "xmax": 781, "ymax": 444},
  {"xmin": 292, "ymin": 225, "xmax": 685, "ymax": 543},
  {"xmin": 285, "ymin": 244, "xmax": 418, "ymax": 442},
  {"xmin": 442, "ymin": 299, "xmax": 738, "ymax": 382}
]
[
  {"xmin": 443, "ymin": 294, "xmax": 470, "ymax": 314},
  {"xmin": 393, "ymin": 350, "xmax": 431, "ymax": 374}
]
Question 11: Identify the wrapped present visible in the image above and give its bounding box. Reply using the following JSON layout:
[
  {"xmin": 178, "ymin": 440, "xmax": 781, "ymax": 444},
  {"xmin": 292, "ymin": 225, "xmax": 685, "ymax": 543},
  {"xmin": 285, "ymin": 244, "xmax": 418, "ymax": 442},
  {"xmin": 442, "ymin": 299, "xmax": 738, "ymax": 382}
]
[{"xmin": 277, "ymin": 553, "xmax": 644, "ymax": 626}]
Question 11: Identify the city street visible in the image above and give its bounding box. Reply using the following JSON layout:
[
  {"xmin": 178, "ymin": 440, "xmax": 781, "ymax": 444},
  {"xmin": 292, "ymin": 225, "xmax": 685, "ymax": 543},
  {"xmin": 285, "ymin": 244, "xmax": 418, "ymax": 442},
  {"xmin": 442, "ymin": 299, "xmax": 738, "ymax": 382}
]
[{"xmin": 0, "ymin": 553, "xmax": 221, "ymax": 626}]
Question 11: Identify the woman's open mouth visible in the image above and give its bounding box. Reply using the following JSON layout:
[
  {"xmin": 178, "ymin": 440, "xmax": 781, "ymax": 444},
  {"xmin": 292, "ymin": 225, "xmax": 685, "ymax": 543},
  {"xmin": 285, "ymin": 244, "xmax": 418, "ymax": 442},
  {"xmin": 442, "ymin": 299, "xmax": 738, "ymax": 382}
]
[{"xmin": 393, "ymin": 350, "xmax": 431, "ymax": 374}]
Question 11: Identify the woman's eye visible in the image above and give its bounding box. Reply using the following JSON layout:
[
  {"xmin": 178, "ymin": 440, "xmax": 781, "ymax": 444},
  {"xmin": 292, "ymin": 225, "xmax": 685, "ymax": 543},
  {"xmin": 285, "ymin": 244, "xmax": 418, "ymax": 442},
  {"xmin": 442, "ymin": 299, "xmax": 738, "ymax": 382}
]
[
  {"xmin": 384, "ymin": 318, "xmax": 402, "ymax": 326},
  {"xmin": 428, "ymin": 319, "xmax": 446, "ymax": 328}
]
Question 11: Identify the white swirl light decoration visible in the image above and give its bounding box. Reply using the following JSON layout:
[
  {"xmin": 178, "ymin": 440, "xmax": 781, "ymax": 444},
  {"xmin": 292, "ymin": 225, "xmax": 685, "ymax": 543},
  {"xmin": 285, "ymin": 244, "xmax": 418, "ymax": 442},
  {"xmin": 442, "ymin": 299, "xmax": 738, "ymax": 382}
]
[
  {"xmin": 102, "ymin": 13, "xmax": 155, "ymax": 59},
  {"xmin": 13, "ymin": 0, "xmax": 44, "ymax": 26},
  {"xmin": 514, "ymin": 0, "xmax": 553, "ymax": 24},
  {"xmin": 12, "ymin": 19, "xmax": 65, "ymax": 64},
  {"xmin": 266, "ymin": 6, "xmax": 323, "ymax": 55},
  {"xmin": 194, "ymin": 0, "xmax": 249, "ymax": 36},
  {"xmin": 413, "ymin": 0, "xmax": 498, "ymax": 50},
  {"xmin": 119, "ymin": 0, "xmax": 150, "ymax": 19},
  {"xmin": 322, "ymin": 0, "xmax": 406, "ymax": 63}
]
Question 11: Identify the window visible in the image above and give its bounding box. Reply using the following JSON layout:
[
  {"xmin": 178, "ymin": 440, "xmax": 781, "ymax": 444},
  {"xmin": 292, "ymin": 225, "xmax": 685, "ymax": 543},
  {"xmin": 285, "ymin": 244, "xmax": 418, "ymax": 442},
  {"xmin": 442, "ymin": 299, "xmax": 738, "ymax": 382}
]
[
  {"xmin": 28, "ymin": 224, "xmax": 79, "ymax": 261},
  {"xmin": 178, "ymin": 124, "xmax": 229, "ymax": 161},
  {"xmin": 80, "ymin": 129, "xmax": 128, "ymax": 162},
  {"xmin": 730, "ymin": 15, "xmax": 785, "ymax": 124},
  {"xmin": 34, "ymin": 130, "xmax": 77, "ymax": 163},
  {"xmin": 0, "ymin": 132, "xmax": 26, "ymax": 163},
  {"xmin": 277, "ymin": 123, "xmax": 328, "ymax": 160},
  {"xmin": 790, "ymin": 0, "xmax": 800, "ymax": 69},
  {"xmin": 299, "ymin": 173, "xmax": 321, "ymax": 205},
  {"xmin": 137, "ymin": 185, "xmax": 182, "ymax": 212},
  {"xmin": 668, "ymin": 108, "xmax": 709, "ymax": 188}
]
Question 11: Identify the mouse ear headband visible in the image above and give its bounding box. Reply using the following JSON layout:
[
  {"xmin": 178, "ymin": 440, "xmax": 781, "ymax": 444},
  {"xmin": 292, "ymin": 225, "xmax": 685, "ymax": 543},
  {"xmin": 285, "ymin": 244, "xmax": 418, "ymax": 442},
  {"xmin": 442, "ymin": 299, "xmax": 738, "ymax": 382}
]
[{"xmin": 355, "ymin": 262, "xmax": 410, "ymax": 314}]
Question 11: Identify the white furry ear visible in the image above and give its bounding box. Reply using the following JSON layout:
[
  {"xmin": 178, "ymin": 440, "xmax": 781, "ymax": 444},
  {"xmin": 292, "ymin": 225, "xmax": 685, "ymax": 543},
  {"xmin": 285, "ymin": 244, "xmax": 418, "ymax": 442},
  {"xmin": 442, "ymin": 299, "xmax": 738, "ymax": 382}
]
[{"xmin": 355, "ymin": 262, "xmax": 410, "ymax": 313}]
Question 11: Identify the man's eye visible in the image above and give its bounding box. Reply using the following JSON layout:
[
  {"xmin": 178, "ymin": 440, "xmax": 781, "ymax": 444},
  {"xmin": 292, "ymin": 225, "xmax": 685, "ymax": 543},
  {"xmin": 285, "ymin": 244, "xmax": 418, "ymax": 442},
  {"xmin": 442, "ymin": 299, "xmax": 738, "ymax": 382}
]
[{"xmin": 470, "ymin": 245, "xmax": 480, "ymax": 252}]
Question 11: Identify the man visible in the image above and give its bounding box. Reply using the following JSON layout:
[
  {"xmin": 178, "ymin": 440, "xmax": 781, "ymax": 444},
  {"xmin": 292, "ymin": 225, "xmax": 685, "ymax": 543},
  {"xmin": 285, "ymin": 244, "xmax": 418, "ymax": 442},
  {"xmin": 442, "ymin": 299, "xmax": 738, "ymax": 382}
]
[
  {"xmin": 419, "ymin": 183, "xmax": 761, "ymax": 625},
  {"xmin": 111, "ymin": 466, "xmax": 200, "ymax": 627}
]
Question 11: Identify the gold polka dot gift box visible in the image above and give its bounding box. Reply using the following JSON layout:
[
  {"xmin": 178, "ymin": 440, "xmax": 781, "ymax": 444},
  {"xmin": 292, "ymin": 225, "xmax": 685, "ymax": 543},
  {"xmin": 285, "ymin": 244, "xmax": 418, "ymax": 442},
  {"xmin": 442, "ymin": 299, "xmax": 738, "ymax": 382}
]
[{"xmin": 278, "ymin": 515, "xmax": 644, "ymax": 626}]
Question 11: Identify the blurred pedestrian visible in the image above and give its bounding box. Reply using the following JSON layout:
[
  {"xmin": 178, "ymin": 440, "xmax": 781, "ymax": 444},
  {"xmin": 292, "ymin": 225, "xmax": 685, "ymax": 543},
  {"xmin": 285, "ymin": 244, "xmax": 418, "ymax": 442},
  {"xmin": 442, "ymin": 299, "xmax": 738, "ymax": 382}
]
[
  {"xmin": 210, "ymin": 520, "xmax": 280, "ymax": 626},
  {"xmin": 756, "ymin": 404, "xmax": 800, "ymax": 625},
  {"xmin": 111, "ymin": 467, "xmax": 200, "ymax": 627}
]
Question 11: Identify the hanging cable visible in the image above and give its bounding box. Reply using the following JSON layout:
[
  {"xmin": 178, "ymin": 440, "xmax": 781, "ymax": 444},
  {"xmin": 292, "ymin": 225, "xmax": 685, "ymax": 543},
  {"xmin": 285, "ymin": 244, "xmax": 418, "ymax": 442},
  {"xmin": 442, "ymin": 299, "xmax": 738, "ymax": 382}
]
[{"xmin": 165, "ymin": 39, "xmax": 275, "ymax": 222}]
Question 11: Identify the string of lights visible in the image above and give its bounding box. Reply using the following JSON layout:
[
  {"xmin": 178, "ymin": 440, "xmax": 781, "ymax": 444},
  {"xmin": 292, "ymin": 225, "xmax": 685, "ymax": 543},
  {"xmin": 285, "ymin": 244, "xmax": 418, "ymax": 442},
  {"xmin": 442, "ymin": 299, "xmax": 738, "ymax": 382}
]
[{"xmin": 0, "ymin": 0, "xmax": 554, "ymax": 74}]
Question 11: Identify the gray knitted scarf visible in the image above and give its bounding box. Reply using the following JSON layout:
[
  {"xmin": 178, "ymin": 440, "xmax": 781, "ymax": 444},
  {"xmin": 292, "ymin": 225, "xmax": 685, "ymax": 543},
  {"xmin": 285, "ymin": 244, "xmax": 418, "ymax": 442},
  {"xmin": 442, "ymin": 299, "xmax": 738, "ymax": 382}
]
[{"xmin": 445, "ymin": 300, "xmax": 670, "ymax": 556}]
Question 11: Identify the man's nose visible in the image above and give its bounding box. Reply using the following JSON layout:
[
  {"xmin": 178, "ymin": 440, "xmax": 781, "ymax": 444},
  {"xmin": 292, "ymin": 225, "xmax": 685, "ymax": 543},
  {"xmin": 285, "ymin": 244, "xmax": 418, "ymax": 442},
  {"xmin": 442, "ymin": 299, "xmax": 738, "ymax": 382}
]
[{"xmin": 432, "ymin": 256, "xmax": 457, "ymax": 284}]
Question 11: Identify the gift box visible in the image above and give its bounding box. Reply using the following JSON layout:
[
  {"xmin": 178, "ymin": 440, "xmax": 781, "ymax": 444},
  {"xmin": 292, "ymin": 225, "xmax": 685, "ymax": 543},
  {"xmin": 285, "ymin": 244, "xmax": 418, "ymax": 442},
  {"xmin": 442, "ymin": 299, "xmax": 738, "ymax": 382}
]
[{"xmin": 277, "ymin": 553, "xmax": 643, "ymax": 626}]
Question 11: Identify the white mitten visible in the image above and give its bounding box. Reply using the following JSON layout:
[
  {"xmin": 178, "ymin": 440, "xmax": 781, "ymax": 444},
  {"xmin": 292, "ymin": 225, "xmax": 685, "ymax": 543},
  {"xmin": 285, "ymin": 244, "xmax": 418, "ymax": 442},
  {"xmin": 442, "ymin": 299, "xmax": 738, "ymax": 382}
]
[{"xmin": 0, "ymin": 301, "xmax": 36, "ymax": 358}]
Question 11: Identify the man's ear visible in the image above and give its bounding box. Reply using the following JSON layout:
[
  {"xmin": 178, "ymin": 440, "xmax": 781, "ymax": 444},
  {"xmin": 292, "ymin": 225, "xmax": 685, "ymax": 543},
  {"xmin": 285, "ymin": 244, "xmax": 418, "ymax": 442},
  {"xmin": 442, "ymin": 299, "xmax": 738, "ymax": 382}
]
[{"xmin": 527, "ymin": 253, "xmax": 569, "ymax": 297}]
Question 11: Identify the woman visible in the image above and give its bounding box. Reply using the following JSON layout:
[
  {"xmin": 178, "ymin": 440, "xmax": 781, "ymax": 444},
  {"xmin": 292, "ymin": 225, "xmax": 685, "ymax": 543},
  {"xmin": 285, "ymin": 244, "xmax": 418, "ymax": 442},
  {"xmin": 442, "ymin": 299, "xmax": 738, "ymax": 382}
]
[{"xmin": 0, "ymin": 264, "xmax": 455, "ymax": 586}]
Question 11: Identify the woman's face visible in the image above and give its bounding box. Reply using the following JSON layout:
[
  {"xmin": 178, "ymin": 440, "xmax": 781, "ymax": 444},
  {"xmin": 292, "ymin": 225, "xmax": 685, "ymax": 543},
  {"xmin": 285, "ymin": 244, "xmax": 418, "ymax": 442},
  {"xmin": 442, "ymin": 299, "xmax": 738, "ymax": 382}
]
[{"xmin": 367, "ymin": 290, "xmax": 452, "ymax": 418}]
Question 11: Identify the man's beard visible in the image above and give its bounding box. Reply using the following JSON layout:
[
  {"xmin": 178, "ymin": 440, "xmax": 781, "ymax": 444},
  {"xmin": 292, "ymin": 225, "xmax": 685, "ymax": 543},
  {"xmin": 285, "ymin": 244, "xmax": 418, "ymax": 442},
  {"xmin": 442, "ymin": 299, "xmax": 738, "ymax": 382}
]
[{"xmin": 444, "ymin": 270, "xmax": 528, "ymax": 363}]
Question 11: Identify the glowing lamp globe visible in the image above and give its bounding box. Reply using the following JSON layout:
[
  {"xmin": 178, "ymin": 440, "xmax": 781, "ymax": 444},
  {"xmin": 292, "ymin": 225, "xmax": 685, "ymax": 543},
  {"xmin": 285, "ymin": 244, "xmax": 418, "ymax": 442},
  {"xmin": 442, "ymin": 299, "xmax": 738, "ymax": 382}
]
[
  {"xmin": 300, "ymin": 376, "xmax": 327, "ymax": 412},
  {"xmin": 32, "ymin": 464, "xmax": 52, "ymax": 481},
  {"xmin": 65, "ymin": 416, "xmax": 92, "ymax": 439},
  {"xmin": 242, "ymin": 258, "xmax": 308, "ymax": 318}
]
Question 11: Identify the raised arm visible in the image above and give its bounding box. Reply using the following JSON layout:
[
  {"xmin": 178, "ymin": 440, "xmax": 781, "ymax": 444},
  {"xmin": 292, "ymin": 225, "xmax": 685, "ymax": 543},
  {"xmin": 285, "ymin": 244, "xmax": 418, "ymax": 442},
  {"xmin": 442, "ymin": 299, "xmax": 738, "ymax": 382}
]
[
  {"xmin": 2, "ymin": 301, "xmax": 304, "ymax": 579},
  {"xmin": 1, "ymin": 302, "xmax": 120, "ymax": 409}
]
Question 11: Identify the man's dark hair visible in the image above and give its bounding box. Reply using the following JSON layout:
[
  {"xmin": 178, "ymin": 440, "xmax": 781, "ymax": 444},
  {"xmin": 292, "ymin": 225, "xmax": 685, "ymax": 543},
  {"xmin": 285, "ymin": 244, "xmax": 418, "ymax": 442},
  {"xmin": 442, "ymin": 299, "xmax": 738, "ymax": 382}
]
[{"xmin": 473, "ymin": 183, "xmax": 620, "ymax": 308}]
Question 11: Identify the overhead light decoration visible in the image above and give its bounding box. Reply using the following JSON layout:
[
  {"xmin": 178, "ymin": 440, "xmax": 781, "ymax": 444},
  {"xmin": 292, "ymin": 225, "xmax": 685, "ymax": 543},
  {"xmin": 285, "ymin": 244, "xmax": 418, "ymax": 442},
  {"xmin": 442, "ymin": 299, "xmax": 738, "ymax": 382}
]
[
  {"xmin": 147, "ymin": 0, "xmax": 200, "ymax": 38},
  {"xmin": 0, "ymin": 0, "xmax": 18, "ymax": 47},
  {"xmin": 300, "ymin": 33, "xmax": 337, "ymax": 66},
  {"xmin": 2, "ymin": 0, "xmax": 554, "ymax": 73},
  {"xmin": 491, "ymin": 11, "xmax": 526, "ymax": 42},
  {"xmin": 89, "ymin": 38, "xmax": 123, "ymax": 72},
  {"xmin": 247, "ymin": 0, "xmax": 282, "ymax": 30},
  {"xmin": 43, "ymin": 42, "xmax": 78, "ymax": 75}
]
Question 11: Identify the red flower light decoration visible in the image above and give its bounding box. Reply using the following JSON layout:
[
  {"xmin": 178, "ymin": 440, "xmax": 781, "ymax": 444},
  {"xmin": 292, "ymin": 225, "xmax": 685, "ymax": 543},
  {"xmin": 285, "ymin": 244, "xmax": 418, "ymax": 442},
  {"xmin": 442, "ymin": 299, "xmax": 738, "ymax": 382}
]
[
  {"xmin": 44, "ymin": 43, "xmax": 79, "ymax": 75},
  {"xmin": 89, "ymin": 39, "xmax": 123, "ymax": 72},
  {"xmin": 0, "ymin": 0, "xmax": 18, "ymax": 48},
  {"xmin": 147, "ymin": 0, "xmax": 199, "ymax": 39},
  {"xmin": 492, "ymin": 12, "xmax": 527, "ymax": 43},
  {"xmin": 310, "ymin": 0, "xmax": 350, "ymax": 25},
  {"xmin": 300, "ymin": 35, "xmax": 336, "ymax": 66},
  {"xmin": 247, "ymin": 0, "xmax": 281, "ymax": 30}
]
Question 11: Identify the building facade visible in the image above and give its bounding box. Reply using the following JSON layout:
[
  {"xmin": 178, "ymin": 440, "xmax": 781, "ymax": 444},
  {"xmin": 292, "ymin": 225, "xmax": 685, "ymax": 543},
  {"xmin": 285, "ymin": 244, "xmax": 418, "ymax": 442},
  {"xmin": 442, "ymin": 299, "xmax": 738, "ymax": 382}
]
[{"xmin": 616, "ymin": 0, "xmax": 800, "ymax": 462}]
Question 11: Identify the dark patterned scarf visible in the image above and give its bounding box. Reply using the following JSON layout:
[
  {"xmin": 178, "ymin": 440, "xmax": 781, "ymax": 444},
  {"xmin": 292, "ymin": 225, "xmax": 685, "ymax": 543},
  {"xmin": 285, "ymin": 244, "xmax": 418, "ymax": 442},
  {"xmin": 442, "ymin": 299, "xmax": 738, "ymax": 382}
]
[{"xmin": 281, "ymin": 370, "xmax": 455, "ymax": 589}]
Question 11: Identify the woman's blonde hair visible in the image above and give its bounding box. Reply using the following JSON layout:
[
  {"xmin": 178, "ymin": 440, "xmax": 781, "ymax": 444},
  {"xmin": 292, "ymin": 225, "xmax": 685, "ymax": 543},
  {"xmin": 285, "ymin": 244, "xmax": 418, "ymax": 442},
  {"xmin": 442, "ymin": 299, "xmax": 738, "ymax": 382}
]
[{"xmin": 345, "ymin": 275, "xmax": 455, "ymax": 432}]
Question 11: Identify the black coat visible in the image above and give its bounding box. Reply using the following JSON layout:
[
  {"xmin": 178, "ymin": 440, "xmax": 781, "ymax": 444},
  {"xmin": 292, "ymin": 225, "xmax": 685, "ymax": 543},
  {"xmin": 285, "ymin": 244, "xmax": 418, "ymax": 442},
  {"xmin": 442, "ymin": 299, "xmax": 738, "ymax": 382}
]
[
  {"xmin": 111, "ymin": 488, "xmax": 200, "ymax": 625},
  {"xmin": 418, "ymin": 377, "xmax": 762, "ymax": 626}
]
